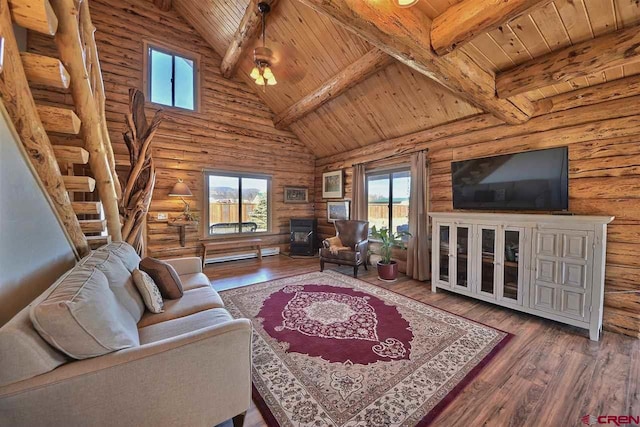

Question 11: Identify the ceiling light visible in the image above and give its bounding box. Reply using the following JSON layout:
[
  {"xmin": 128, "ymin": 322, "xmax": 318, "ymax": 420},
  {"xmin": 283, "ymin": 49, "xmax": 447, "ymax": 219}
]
[
  {"xmin": 395, "ymin": 0, "xmax": 419, "ymax": 7},
  {"xmin": 249, "ymin": 2, "xmax": 277, "ymax": 91}
]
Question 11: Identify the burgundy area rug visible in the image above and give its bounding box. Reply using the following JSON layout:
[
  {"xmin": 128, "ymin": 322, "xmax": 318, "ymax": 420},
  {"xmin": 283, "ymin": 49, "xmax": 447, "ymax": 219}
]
[{"xmin": 220, "ymin": 271, "xmax": 512, "ymax": 426}]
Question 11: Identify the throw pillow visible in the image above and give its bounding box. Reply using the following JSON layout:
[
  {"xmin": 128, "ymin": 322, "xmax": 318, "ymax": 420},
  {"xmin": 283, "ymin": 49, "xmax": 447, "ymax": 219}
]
[
  {"xmin": 139, "ymin": 257, "xmax": 184, "ymax": 299},
  {"xmin": 132, "ymin": 269, "xmax": 164, "ymax": 313},
  {"xmin": 30, "ymin": 266, "xmax": 139, "ymax": 359}
]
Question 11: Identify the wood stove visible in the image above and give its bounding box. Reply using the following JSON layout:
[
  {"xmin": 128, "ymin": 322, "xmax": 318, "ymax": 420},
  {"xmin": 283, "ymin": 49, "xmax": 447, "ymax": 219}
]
[{"xmin": 290, "ymin": 218, "xmax": 317, "ymax": 256}]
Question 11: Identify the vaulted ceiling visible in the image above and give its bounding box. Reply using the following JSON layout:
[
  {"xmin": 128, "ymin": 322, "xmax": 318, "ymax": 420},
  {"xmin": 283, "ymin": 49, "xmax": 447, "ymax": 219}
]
[{"xmin": 170, "ymin": 0, "xmax": 640, "ymax": 158}]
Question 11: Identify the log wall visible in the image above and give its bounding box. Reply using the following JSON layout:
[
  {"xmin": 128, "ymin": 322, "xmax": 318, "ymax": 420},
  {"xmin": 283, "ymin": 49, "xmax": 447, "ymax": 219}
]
[
  {"xmin": 315, "ymin": 95, "xmax": 640, "ymax": 338},
  {"xmin": 28, "ymin": 0, "xmax": 315, "ymax": 259}
]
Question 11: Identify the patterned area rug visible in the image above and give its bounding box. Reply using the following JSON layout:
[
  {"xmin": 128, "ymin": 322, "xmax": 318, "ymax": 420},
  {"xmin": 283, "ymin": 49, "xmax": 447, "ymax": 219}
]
[{"xmin": 221, "ymin": 271, "xmax": 512, "ymax": 426}]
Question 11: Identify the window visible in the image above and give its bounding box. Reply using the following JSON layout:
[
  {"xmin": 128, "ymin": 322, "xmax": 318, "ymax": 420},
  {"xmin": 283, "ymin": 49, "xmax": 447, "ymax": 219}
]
[
  {"xmin": 204, "ymin": 172, "xmax": 271, "ymax": 236},
  {"xmin": 366, "ymin": 169, "xmax": 411, "ymax": 237},
  {"xmin": 145, "ymin": 42, "xmax": 198, "ymax": 111}
]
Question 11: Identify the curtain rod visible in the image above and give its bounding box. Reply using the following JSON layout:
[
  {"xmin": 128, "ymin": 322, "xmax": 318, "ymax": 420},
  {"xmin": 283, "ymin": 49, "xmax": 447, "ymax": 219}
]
[{"xmin": 351, "ymin": 148, "xmax": 428, "ymax": 167}]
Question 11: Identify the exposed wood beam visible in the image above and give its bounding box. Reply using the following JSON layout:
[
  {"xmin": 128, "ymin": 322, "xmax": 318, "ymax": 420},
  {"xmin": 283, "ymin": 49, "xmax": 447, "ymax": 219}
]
[
  {"xmin": 317, "ymin": 92, "xmax": 640, "ymax": 168},
  {"xmin": 431, "ymin": 0, "xmax": 552, "ymax": 55},
  {"xmin": 220, "ymin": 0, "xmax": 278, "ymax": 79},
  {"xmin": 497, "ymin": 25, "xmax": 640, "ymax": 98},
  {"xmin": 533, "ymin": 74, "xmax": 640, "ymax": 115},
  {"xmin": 294, "ymin": 0, "xmax": 532, "ymax": 125},
  {"xmin": 273, "ymin": 49, "xmax": 393, "ymax": 130},
  {"xmin": 153, "ymin": 0, "xmax": 171, "ymax": 12}
]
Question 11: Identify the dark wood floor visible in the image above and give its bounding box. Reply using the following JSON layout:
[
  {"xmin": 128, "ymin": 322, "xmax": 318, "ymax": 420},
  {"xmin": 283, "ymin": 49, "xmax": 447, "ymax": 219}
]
[{"xmin": 206, "ymin": 255, "xmax": 640, "ymax": 427}]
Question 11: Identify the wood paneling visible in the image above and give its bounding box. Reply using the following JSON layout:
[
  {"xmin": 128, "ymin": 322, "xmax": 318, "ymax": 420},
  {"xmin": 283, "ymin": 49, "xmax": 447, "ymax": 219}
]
[
  {"xmin": 174, "ymin": 0, "xmax": 482, "ymax": 157},
  {"xmin": 314, "ymin": 92, "xmax": 640, "ymax": 337},
  {"xmin": 464, "ymin": 0, "xmax": 640, "ymax": 101},
  {"xmin": 28, "ymin": 0, "xmax": 315, "ymax": 259}
]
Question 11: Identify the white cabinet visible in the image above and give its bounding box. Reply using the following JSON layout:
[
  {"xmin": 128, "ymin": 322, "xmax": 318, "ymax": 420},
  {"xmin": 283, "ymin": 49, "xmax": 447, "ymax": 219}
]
[{"xmin": 430, "ymin": 213, "xmax": 613, "ymax": 341}]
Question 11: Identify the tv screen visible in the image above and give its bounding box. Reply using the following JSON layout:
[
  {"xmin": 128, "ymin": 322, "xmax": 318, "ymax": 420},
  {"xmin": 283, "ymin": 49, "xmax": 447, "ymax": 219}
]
[{"xmin": 452, "ymin": 147, "xmax": 569, "ymax": 211}]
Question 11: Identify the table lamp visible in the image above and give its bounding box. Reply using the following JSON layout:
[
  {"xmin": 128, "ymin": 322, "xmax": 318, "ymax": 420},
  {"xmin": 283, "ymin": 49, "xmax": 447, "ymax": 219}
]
[{"xmin": 169, "ymin": 179, "xmax": 193, "ymax": 219}]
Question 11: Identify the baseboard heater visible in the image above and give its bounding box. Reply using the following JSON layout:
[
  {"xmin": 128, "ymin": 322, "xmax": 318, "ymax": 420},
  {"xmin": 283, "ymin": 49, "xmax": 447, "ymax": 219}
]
[{"xmin": 204, "ymin": 247, "xmax": 280, "ymax": 265}]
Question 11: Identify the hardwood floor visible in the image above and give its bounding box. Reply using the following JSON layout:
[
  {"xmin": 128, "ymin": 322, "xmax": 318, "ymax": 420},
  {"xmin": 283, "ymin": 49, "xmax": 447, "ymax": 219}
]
[{"xmin": 207, "ymin": 255, "xmax": 640, "ymax": 427}]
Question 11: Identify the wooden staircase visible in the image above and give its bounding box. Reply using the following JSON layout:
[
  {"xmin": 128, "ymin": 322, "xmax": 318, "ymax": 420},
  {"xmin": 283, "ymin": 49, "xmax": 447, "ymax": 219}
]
[{"xmin": 0, "ymin": 0, "xmax": 120, "ymax": 255}]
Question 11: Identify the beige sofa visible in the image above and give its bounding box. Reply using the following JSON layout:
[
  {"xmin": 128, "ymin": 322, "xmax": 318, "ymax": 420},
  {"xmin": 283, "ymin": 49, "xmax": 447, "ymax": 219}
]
[{"xmin": 0, "ymin": 242, "xmax": 252, "ymax": 427}]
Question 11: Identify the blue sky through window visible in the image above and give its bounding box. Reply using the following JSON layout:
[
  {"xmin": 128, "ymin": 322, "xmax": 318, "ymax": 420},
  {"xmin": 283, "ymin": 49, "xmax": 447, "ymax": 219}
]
[{"xmin": 149, "ymin": 47, "xmax": 195, "ymax": 110}]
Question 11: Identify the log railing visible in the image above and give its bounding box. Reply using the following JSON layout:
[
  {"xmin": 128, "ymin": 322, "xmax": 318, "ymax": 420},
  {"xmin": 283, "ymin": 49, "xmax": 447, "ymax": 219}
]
[
  {"xmin": 50, "ymin": 0, "xmax": 122, "ymax": 241},
  {"xmin": 1, "ymin": 0, "xmax": 124, "ymax": 251},
  {"xmin": 0, "ymin": 0, "xmax": 89, "ymax": 257}
]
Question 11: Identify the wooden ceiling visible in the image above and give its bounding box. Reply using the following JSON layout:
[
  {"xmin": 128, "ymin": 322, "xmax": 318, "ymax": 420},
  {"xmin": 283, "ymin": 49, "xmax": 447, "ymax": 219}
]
[{"xmin": 172, "ymin": 0, "xmax": 640, "ymax": 158}]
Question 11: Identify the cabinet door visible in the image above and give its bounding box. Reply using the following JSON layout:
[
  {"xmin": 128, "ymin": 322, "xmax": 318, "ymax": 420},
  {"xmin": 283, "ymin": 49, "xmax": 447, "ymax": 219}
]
[
  {"xmin": 453, "ymin": 224, "xmax": 473, "ymax": 291},
  {"xmin": 498, "ymin": 227, "xmax": 525, "ymax": 306},
  {"xmin": 434, "ymin": 222, "xmax": 454, "ymax": 288},
  {"xmin": 476, "ymin": 225, "xmax": 498, "ymax": 299},
  {"xmin": 530, "ymin": 229, "xmax": 594, "ymax": 321}
]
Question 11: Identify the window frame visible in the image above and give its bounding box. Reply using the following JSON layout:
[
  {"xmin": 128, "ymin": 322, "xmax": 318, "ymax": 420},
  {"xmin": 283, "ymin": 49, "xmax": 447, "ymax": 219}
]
[
  {"xmin": 203, "ymin": 170, "xmax": 273, "ymax": 239},
  {"xmin": 143, "ymin": 40, "xmax": 201, "ymax": 112},
  {"xmin": 365, "ymin": 166, "xmax": 411, "ymax": 241}
]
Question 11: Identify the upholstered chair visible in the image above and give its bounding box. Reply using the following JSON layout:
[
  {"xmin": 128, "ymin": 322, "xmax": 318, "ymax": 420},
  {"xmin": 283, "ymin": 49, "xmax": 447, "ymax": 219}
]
[{"xmin": 320, "ymin": 220, "xmax": 369, "ymax": 277}]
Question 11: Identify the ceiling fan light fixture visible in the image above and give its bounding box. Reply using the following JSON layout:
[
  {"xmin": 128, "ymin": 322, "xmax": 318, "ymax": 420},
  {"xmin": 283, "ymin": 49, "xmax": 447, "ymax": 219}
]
[
  {"xmin": 395, "ymin": 0, "xmax": 419, "ymax": 7},
  {"xmin": 250, "ymin": 1, "xmax": 277, "ymax": 91}
]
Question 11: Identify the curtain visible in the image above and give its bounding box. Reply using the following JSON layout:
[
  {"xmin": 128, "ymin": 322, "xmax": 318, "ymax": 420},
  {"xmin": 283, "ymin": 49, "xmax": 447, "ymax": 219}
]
[
  {"xmin": 407, "ymin": 151, "xmax": 430, "ymax": 281},
  {"xmin": 351, "ymin": 163, "xmax": 367, "ymax": 221}
]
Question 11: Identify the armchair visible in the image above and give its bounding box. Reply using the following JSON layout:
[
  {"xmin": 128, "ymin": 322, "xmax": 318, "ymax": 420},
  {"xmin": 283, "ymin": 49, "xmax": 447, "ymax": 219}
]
[{"xmin": 320, "ymin": 220, "xmax": 369, "ymax": 277}]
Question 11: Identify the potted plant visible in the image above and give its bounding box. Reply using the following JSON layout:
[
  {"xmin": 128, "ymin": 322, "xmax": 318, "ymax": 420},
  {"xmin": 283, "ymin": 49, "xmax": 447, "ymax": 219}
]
[{"xmin": 370, "ymin": 226, "xmax": 411, "ymax": 281}]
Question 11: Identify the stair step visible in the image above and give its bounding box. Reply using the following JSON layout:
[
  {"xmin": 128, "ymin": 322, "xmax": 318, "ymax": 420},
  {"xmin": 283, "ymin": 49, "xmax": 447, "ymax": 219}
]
[
  {"xmin": 72, "ymin": 201, "xmax": 102, "ymax": 215},
  {"xmin": 8, "ymin": 0, "xmax": 58, "ymax": 36},
  {"xmin": 21, "ymin": 52, "xmax": 70, "ymax": 89},
  {"xmin": 86, "ymin": 235, "xmax": 111, "ymax": 249},
  {"xmin": 53, "ymin": 145, "xmax": 89, "ymax": 164},
  {"xmin": 62, "ymin": 175, "xmax": 95, "ymax": 192},
  {"xmin": 79, "ymin": 219, "xmax": 106, "ymax": 234},
  {"xmin": 37, "ymin": 105, "xmax": 81, "ymax": 134}
]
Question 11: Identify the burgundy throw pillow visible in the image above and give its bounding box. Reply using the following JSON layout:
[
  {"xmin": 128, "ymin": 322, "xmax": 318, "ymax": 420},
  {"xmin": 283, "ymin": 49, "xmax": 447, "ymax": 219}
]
[{"xmin": 139, "ymin": 257, "xmax": 184, "ymax": 299}]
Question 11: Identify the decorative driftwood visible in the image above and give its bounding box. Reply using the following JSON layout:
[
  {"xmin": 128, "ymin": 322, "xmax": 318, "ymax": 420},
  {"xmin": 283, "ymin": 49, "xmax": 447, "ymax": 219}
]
[{"xmin": 120, "ymin": 88, "xmax": 163, "ymax": 255}]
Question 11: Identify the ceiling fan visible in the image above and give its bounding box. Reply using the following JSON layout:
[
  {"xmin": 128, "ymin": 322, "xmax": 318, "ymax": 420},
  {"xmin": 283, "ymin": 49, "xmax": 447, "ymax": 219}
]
[{"xmin": 248, "ymin": 2, "xmax": 306, "ymax": 91}]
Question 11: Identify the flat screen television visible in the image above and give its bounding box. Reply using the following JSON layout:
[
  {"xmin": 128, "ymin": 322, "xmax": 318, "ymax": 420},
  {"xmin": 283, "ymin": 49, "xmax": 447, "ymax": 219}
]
[{"xmin": 452, "ymin": 147, "xmax": 569, "ymax": 211}]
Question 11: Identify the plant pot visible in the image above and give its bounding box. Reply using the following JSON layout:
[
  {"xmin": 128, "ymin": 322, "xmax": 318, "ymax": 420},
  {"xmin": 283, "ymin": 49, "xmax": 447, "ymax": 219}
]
[{"xmin": 377, "ymin": 260, "xmax": 398, "ymax": 281}]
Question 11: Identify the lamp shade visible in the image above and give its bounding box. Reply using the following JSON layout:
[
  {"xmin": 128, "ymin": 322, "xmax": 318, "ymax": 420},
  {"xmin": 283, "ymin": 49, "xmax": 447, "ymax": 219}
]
[{"xmin": 169, "ymin": 180, "xmax": 193, "ymax": 197}]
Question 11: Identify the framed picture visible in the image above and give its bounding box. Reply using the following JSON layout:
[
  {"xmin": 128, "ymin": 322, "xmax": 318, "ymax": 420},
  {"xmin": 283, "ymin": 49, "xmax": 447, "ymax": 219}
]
[
  {"xmin": 284, "ymin": 186, "xmax": 308, "ymax": 203},
  {"xmin": 322, "ymin": 170, "xmax": 344, "ymax": 198},
  {"xmin": 327, "ymin": 201, "xmax": 350, "ymax": 223}
]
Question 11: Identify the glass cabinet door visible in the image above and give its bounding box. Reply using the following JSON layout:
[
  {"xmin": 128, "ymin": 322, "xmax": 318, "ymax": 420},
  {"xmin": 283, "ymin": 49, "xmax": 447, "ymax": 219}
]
[
  {"xmin": 478, "ymin": 226, "xmax": 498, "ymax": 298},
  {"xmin": 454, "ymin": 225, "xmax": 471, "ymax": 290},
  {"xmin": 499, "ymin": 227, "xmax": 524, "ymax": 305},
  {"xmin": 437, "ymin": 224, "xmax": 451, "ymax": 285}
]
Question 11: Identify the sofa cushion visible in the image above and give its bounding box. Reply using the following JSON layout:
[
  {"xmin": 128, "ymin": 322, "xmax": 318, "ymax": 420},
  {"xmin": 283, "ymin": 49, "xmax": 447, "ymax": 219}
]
[
  {"xmin": 139, "ymin": 257, "xmax": 184, "ymax": 300},
  {"xmin": 132, "ymin": 269, "xmax": 164, "ymax": 314},
  {"xmin": 0, "ymin": 304, "xmax": 68, "ymax": 388},
  {"xmin": 82, "ymin": 251, "xmax": 145, "ymax": 322},
  {"xmin": 97, "ymin": 241, "xmax": 141, "ymax": 272},
  {"xmin": 320, "ymin": 247, "xmax": 360, "ymax": 262},
  {"xmin": 179, "ymin": 272, "xmax": 211, "ymax": 291},
  {"xmin": 30, "ymin": 267, "xmax": 139, "ymax": 359},
  {"xmin": 138, "ymin": 308, "xmax": 233, "ymax": 345},
  {"xmin": 137, "ymin": 287, "xmax": 224, "ymax": 328}
]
